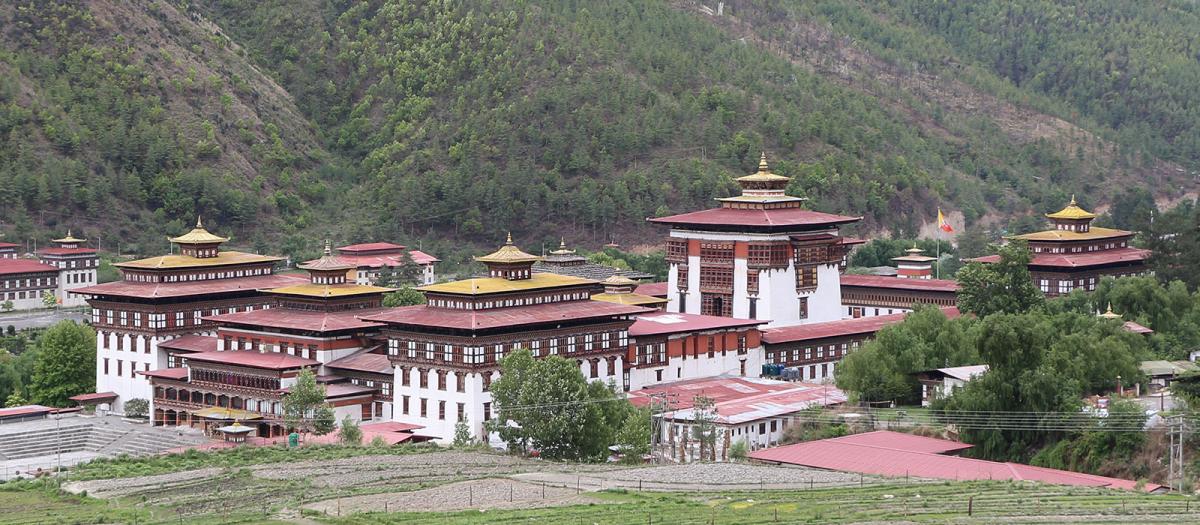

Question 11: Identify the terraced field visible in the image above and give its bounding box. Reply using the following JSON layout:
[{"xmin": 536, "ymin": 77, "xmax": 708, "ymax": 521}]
[
  {"xmin": 1, "ymin": 445, "xmax": 1197, "ymax": 524},
  {"xmin": 318, "ymin": 482, "xmax": 1200, "ymax": 525}
]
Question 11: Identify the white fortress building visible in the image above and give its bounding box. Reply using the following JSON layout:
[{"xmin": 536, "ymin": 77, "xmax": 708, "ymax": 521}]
[{"xmin": 649, "ymin": 153, "xmax": 862, "ymax": 328}]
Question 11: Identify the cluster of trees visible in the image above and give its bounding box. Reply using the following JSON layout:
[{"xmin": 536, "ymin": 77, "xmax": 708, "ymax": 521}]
[
  {"xmin": 488, "ymin": 349, "xmax": 648, "ymax": 461},
  {"xmin": 0, "ymin": 1, "xmax": 330, "ymax": 255},
  {"xmin": 834, "ymin": 239, "xmax": 1200, "ymax": 471},
  {"xmin": 188, "ymin": 0, "xmax": 1168, "ymax": 255},
  {"xmin": 0, "ymin": 321, "xmax": 95, "ymax": 408}
]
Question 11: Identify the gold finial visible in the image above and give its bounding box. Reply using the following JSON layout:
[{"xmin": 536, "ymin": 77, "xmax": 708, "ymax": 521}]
[
  {"xmin": 758, "ymin": 151, "xmax": 769, "ymax": 172},
  {"xmin": 196, "ymin": 215, "xmax": 204, "ymax": 229},
  {"xmin": 559, "ymin": 237, "xmax": 567, "ymax": 250},
  {"xmin": 1069, "ymin": 194, "xmax": 1077, "ymax": 206},
  {"xmin": 505, "ymin": 232, "xmax": 513, "ymax": 245},
  {"xmin": 323, "ymin": 239, "xmax": 332, "ymax": 256},
  {"xmin": 66, "ymin": 229, "xmax": 72, "ymax": 238}
]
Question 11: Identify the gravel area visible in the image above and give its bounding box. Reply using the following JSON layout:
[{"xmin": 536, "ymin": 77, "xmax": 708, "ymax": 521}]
[{"xmin": 301, "ymin": 478, "xmax": 605, "ymax": 514}]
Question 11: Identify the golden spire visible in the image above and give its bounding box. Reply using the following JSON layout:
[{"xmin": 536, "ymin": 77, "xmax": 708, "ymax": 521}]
[
  {"xmin": 559, "ymin": 237, "xmax": 567, "ymax": 250},
  {"xmin": 758, "ymin": 151, "xmax": 769, "ymax": 172},
  {"xmin": 169, "ymin": 216, "xmax": 229, "ymax": 245},
  {"xmin": 1069, "ymin": 194, "xmax": 1077, "ymax": 206},
  {"xmin": 1046, "ymin": 195, "xmax": 1096, "ymax": 221},
  {"xmin": 1099, "ymin": 302, "xmax": 1122, "ymax": 319},
  {"xmin": 476, "ymin": 233, "xmax": 540, "ymax": 264},
  {"xmin": 324, "ymin": 239, "xmax": 333, "ymax": 256}
]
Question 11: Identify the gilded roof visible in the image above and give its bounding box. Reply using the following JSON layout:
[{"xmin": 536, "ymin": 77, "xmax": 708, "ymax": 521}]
[
  {"xmin": 267, "ymin": 283, "xmax": 393, "ymax": 298},
  {"xmin": 474, "ymin": 233, "xmax": 540, "ymax": 264},
  {"xmin": 735, "ymin": 152, "xmax": 791, "ymax": 183},
  {"xmin": 1008, "ymin": 226, "xmax": 1131, "ymax": 242},
  {"xmin": 591, "ymin": 292, "xmax": 668, "ymax": 307},
  {"xmin": 300, "ymin": 240, "xmax": 355, "ymax": 272},
  {"xmin": 549, "ymin": 238, "xmax": 576, "ymax": 256},
  {"xmin": 602, "ymin": 274, "xmax": 639, "ymax": 286},
  {"xmin": 1098, "ymin": 303, "xmax": 1123, "ymax": 319},
  {"xmin": 169, "ymin": 217, "xmax": 230, "ymax": 244},
  {"xmin": 420, "ymin": 272, "xmax": 594, "ymax": 295},
  {"xmin": 1045, "ymin": 196, "xmax": 1097, "ymax": 220},
  {"xmin": 52, "ymin": 230, "xmax": 86, "ymax": 244},
  {"xmin": 115, "ymin": 251, "xmax": 282, "ymax": 269}
]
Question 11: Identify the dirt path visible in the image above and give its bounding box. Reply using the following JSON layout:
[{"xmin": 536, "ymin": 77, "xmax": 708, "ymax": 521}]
[{"xmin": 301, "ymin": 478, "xmax": 606, "ymax": 515}]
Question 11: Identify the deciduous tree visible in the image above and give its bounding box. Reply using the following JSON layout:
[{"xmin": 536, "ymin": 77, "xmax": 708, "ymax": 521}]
[{"xmin": 29, "ymin": 321, "xmax": 95, "ymax": 407}]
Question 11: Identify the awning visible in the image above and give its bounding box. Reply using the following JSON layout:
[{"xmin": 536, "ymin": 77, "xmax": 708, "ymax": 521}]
[
  {"xmin": 192, "ymin": 407, "xmax": 263, "ymax": 420},
  {"xmin": 69, "ymin": 392, "xmax": 118, "ymax": 404}
]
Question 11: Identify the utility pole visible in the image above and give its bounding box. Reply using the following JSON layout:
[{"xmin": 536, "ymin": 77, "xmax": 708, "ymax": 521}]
[{"xmin": 1169, "ymin": 415, "xmax": 1186, "ymax": 492}]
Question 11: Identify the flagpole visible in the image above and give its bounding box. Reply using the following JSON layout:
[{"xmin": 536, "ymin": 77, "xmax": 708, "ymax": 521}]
[{"xmin": 936, "ymin": 230, "xmax": 941, "ymax": 280}]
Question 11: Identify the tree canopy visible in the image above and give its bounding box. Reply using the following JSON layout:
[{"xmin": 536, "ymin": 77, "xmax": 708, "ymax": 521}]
[
  {"xmin": 28, "ymin": 321, "xmax": 95, "ymax": 407},
  {"xmin": 488, "ymin": 349, "xmax": 633, "ymax": 460},
  {"xmin": 955, "ymin": 240, "xmax": 1043, "ymax": 317}
]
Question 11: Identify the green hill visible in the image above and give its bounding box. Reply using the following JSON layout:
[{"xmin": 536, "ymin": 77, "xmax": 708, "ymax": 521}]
[{"xmin": 2, "ymin": 0, "xmax": 1196, "ymax": 264}]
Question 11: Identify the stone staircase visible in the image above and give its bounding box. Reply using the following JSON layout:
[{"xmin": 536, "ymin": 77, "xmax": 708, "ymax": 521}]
[
  {"xmin": 0, "ymin": 423, "xmax": 113, "ymax": 461},
  {"xmin": 99, "ymin": 429, "xmax": 190, "ymax": 457}
]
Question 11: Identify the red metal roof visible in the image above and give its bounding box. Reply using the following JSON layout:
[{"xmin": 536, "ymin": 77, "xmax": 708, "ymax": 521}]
[
  {"xmin": 0, "ymin": 405, "xmax": 53, "ymax": 418},
  {"xmin": 320, "ymin": 251, "xmax": 439, "ymax": 269},
  {"xmin": 337, "ymin": 242, "xmax": 406, "ymax": 253},
  {"xmin": 159, "ymin": 335, "xmax": 219, "ymax": 353},
  {"xmin": 316, "ymin": 383, "xmax": 377, "ymax": 398},
  {"xmin": 69, "ymin": 392, "xmax": 119, "ymax": 403},
  {"xmin": 630, "ymin": 312, "xmax": 763, "ymax": 337},
  {"xmin": 831, "ymin": 430, "xmax": 974, "ymax": 454},
  {"xmin": 0, "ymin": 259, "xmax": 58, "ymax": 275},
  {"xmin": 362, "ymin": 421, "xmax": 424, "ymax": 433},
  {"xmin": 0, "ymin": 242, "xmax": 19, "ymax": 249},
  {"xmin": 628, "ymin": 377, "xmax": 845, "ymax": 425},
  {"xmin": 206, "ymin": 308, "xmax": 387, "ymax": 332},
  {"xmin": 408, "ymin": 250, "xmax": 439, "ymax": 265},
  {"xmin": 364, "ymin": 300, "xmax": 652, "ymax": 331},
  {"xmin": 140, "ymin": 368, "xmax": 190, "ymax": 380},
  {"xmin": 37, "ymin": 247, "xmax": 98, "ymax": 256},
  {"xmin": 840, "ymin": 274, "xmax": 959, "ymax": 293},
  {"xmin": 971, "ymin": 247, "xmax": 1150, "ymax": 269},
  {"xmin": 1123, "ymin": 321, "xmax": 1154, "ymax": 335},
  {"xmin": 762, "ymin": 308, "xmax": 960, "ymax": 344},
  {"xmin": 649, "ymin": 207, "xmax": 861, "ymax": 229},
  {"xmin": 73, "ymin": 273, "xmax": 306, "ymax": 299},
  {"xmin": 326, "ymin": 349, "xmax": 393, "ymax": 375},
  {"xmin": 186, "ymin": 350, "xmax": 318, "ymax": 370},
  {"xmin": 749, "ymin": 431, "xmax": 1159, "ymax": 492},
  {"xmin": 634, "ymin": 282, "xmax": 668, "ymax": 298}
]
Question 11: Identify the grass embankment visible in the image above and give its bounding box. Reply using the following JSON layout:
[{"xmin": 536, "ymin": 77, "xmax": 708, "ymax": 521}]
[
  {"xmin": 0, "ymin": 478, "xmax": 291, "ymax": 524},
  {"xmin": 67, "ymin": 441, "xmax": 437, "ymax": 481},
  {"xmin": 318, "ymin": 482, "xmax": 1200, "ymax": 524}
]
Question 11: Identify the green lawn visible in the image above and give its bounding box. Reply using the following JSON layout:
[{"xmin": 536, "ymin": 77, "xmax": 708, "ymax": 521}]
[{"xmin": 0, "ymin": 480, "xmax": 291, "ymax": 525}]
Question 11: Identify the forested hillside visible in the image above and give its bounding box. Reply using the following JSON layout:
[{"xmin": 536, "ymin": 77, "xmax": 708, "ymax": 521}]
[{"xmin": 1, "ymin": 0, "xmax": 1196, "ymax": 264}]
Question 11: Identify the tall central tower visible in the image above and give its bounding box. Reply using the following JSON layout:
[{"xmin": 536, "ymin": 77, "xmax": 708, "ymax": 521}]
[{"xmin": 649, "ymin": 153, "xmax": 861, "ymax": 327}]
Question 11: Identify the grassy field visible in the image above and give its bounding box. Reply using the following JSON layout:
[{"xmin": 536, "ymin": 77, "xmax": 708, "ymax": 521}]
[
  {"xmin": 67, "ymin": 441, "xmax": 438, "ymax": 481},
  {"xmin": 314, "ymin": 482, "xmax": 1200, "ymax": 525},
  {"xmin": 6, "ymin": 478, "xmax": 1196, "ymax": 524}
]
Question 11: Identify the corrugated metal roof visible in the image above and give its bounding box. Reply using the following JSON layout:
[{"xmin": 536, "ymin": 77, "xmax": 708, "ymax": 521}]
[
  {"xmin": 762, "ymin": 308, "xmax": 960, "ymax": 344},
  {"xmin": 749, "ymin": 431, "xmax": 1160, "ymax": 492},
  {"xmin": 364, "ymin": 300, "xmax": 651, "ymax": 330},
  {"xmin": 650, "ymin": 207, "xmax": 860, "ymax": 228},
  {"xmin": 840, "ymin": 274, "xmax": 959, "ymax": 293},
  {"xmin": 628, "ymin": 376, "xmax": 844, "ymax": 425},
  {"xmin": 629, "ymin": 312, "xmax": 763, "ymax": 337}
]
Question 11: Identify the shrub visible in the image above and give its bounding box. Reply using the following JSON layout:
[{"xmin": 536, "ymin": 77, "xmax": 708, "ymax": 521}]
[
  {"xmin": 729, "ymin": 440, "xmax": 748, "ymax": 461},
  {"xmin": 123, "ymin": 398, "xmax": 149, "ymax": 419}
]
